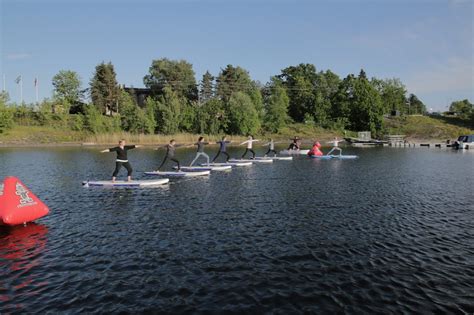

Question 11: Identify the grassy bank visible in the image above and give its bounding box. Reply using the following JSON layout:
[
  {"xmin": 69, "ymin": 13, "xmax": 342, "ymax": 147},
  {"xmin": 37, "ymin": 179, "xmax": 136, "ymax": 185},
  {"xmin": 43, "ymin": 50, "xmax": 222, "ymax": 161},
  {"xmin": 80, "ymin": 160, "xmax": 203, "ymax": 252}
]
[
  {"xmin": 0, "ymin": 117, "xmax": 471, "ymax": 146},
  {"xmin": 0, "ymin": 123, "xmax": 343, "ymax": 146},
  {"xmin": 385, "ymin": 115, "xmax": 473, "ymax": 141}
]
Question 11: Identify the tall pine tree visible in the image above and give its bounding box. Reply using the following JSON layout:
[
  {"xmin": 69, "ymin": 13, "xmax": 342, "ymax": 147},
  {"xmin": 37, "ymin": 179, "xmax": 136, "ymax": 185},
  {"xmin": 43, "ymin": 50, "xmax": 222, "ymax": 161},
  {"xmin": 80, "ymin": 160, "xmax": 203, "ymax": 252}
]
[
  {"xmin": 199, "ymin": 71, "xmax": 214, "ymax": 103},
  {"xmin": 90, "ymin": 62, "xmax": 119, "ymax": 115}
]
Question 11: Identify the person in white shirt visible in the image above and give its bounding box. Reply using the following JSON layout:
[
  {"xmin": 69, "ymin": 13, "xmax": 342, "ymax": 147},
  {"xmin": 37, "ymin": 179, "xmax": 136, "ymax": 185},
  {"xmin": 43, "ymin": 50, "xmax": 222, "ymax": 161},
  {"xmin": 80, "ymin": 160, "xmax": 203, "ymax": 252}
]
[
  {"xmin": 240, "ymin": 135, "xmax": 259, "ymax": 159},
  {"xmin": 327, "ymin": 137, "xmax": 342, "ymax": 155}
]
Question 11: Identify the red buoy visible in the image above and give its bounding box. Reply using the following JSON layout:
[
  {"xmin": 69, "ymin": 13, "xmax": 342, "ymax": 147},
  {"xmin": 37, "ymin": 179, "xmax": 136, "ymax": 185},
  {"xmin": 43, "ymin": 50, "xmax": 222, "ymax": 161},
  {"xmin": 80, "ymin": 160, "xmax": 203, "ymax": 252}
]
[{"xmin": 0, "ymin": 177, "xmax": 49, "ymax": 226}]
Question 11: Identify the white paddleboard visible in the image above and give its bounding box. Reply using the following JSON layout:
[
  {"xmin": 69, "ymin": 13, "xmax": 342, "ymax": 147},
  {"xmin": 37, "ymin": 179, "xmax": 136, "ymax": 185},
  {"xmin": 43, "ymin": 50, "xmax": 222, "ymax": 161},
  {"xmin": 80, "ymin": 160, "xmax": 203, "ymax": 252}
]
[
  {"xmin": 255, "ymin": 156, "xmax": 293, "ymax": 161},
  {"xmin": 310, "ymin": 155, "xmax": 358, "ymax": 160},
  {"xmin": 229, "ymin": 158, "xmax": 273, "ymax": 164},
  {"xmin": 279, "ymin": 149, "xmax": 310, "ymax": 155},
  {"xmin": 83, "ymin": 179, "xmax": 169, "ymax": 187},
  {"xmin": 144, "ymin": 170, "xmax": 210, "ymax": 177},
  {"xmin": 205, "ymin": 162, "xmax": 252, "ymax": 167},
  {"xmin": 173, "ymin": 165, "xmax": 232, "ymax": 171}
]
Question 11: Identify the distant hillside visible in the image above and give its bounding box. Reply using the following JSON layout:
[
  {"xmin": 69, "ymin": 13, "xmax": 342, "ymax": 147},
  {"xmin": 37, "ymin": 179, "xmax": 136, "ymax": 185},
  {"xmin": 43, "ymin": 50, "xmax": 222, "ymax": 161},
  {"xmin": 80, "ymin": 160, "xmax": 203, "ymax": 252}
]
[{"xmin": 385, "ymin": 115, "xmax": 473, "ymax": 141}]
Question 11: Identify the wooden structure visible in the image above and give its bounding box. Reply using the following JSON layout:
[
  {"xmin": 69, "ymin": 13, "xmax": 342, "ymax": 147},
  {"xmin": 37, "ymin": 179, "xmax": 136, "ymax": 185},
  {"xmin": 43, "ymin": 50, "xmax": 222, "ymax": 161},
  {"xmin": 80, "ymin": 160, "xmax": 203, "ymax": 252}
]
[{"xmin": 122, "ymin": 86, "xmax": 152, "ymax": 107}]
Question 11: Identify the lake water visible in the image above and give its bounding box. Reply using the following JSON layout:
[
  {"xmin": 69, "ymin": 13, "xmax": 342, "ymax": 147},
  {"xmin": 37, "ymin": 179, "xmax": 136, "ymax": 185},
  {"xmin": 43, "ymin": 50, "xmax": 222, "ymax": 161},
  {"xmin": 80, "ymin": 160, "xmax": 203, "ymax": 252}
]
[{"xmin": 0, "ymin": 145, "xmax": 473, "ymax": 313}]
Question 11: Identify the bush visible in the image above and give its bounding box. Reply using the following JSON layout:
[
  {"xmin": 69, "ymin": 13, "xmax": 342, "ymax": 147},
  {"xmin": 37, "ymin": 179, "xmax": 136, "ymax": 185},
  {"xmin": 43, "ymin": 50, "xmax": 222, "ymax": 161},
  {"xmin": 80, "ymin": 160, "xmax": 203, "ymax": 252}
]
[
  {"xmin": 69, "ymin": 114, "xmax": 85, "ymax": 131},
  {"xmin": 0, "ymin": 104, "xmax": 14, "ymax": 133},
  {"xmin": 119, "ymin": 91, "xmax": 156, "ymax": 134}
]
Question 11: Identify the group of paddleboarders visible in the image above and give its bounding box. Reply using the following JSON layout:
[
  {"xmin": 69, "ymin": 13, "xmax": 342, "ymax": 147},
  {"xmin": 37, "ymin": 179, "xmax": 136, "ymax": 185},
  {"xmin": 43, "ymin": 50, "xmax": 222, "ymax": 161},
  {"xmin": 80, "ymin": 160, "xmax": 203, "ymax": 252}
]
[{"xmin": 102, "ymin": 136, "xmax": 343, "ymax": 181}]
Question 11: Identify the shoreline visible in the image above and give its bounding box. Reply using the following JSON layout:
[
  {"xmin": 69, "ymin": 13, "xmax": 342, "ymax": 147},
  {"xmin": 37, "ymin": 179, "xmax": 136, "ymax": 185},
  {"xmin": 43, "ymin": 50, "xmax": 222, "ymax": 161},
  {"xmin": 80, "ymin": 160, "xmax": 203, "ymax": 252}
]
[{"xmin": 0, "ymin": 138, "xmax": 456, "ymax": 148}]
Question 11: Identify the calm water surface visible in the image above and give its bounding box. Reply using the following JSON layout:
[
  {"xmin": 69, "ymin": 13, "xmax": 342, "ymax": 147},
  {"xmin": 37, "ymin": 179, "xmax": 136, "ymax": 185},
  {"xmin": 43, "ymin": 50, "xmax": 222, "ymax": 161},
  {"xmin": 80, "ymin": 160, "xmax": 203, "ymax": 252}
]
[{"xmin": 0, "ymin": 146, "xmax": 473, "ymax": 313}]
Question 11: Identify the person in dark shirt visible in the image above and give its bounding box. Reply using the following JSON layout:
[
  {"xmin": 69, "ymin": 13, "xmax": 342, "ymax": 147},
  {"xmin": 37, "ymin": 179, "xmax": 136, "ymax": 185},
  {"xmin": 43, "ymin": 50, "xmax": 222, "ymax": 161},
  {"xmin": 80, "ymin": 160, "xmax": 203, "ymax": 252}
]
[
  {"xmin": 287, "ymin": 137, "xmax": 301, "ymax": 150},
  {"xmin": 101, "ymin": 139, "xmax": 141, "ymax": 182},
  {"xmin": 190, "ymin": 136, "xmax": 210, "ymax": 166},
  {"xmin": 212, "ymin": 136, "xmax": 232, "ymax": 162},
  {"xmin": 157, "ymin": 139, "xmax": 181, "ymax": 171},
  {"xmin": 263, "ymin": 138, "xmax": 277, "ymax": 157}
]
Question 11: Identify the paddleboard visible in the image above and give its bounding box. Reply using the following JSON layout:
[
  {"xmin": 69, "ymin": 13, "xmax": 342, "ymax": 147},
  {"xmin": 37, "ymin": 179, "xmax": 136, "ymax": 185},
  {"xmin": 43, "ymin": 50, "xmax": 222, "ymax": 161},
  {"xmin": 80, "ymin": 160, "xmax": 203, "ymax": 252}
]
[
  {"xmin": 204, "ymin": 162, "xmax": 252, "ymax": 167},
  {"xmin": 255, "ymin": 156, "xmax": 293, "ymax": 161},
  {"xmin": 144, "ymin": 170, "xmax": 210, "ymax": 177},
  {"xmin": 229, "ymin": 158, "xmax": 273, "ymax": 164},
  {"xmin": 310, "ymin": 155, "xmax": 358, "ymax": 160},
  {"xmin": 82, "ymin": 179, "xmax": 169, "ymax": 187},
  {"xmin": 279, "ymin": 149, "xmax": 310, "ymax": 155},
  {"xmin": 173, "ymin": 165, "xmax": 232, "ymax": 171}
]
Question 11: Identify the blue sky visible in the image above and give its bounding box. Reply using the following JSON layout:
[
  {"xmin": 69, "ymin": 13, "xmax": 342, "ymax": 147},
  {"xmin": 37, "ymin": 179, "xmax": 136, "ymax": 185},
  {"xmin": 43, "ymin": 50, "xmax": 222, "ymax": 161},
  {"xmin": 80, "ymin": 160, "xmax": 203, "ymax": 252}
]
[{"xmin": 1, "ymin": 0, "xmax": 472, "ymax": 111}]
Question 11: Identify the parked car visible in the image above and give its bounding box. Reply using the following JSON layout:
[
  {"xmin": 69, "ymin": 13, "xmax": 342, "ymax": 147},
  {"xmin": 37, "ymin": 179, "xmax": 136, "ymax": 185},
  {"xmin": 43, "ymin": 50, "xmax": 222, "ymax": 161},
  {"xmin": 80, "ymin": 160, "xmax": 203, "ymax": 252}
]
[{"xmin": 453, "ymin": 135, "xmax": 474, "ymax": 149}]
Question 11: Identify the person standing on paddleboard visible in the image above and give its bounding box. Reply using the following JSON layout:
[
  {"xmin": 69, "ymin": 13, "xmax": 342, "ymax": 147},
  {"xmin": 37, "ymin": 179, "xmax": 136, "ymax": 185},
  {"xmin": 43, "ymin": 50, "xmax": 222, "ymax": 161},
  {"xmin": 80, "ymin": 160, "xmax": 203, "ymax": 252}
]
[
  {"xmin": 212, "ymin": 136, "xmax": 232, "ymax": 162},
  {"xmin": 157, "ymin": 139, "xmax": 181, "ymax": 171},
  {"xmin": 101, "ymin": 139, "xmax": 141, "ymax": 182},
  {"xmin": 327, "ymin": 137, "xmax": 342, "ymax": 155},
  {"xmin": 287, "ymin": 137, "xmax": 301, "ymax": 151},
  {"xmin": 263, "ymin": 138, "xmax": 277, "ymax": 157},
  {"xmin": 240, "ymin": 135, "xmax": 260, "ymax": 159},
  {"xmin": 190, "ymin": 136, "xmax": 210, "ymax": 166}
]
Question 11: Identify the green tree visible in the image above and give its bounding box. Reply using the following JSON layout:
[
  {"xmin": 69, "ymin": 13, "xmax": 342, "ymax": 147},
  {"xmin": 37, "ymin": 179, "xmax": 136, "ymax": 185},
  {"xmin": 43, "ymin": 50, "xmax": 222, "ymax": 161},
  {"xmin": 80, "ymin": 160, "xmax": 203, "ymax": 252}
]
[
  {"xmin": 330, "ymin": 74, "xmax": 356, "ymax": 128},
  {"xmin": 278, "ymin": 63, "xmax": 318, "ymax": 122},
  {"xmin": 199, "ymin": 71, "xmax": 214, "ymax": 103},
  {"xmin": 226, "ymin": 92, "xmax": 260, "ymax": 135},
  {"xmin": 350, "ymin": 70, "xmax": 384, "ymax": 136},
  {"xmin": 310, "ymin": 70, "xmax": 341, "ymax": 126},
  {"xmin": 449, "ymin": 99, "xmax": 473, "ymax": 119},
  {"xmin": 248, "ymin": 82, "xmax": 264, "ymax": 120},
  {"xmin": 264, "ymin": 78, "xmax": 289, "ymax": 133},
  {"xmin": 90, "ymin": 62, "xmax": 119, "ymax": 115},
  {"xmin": 143, "ymin": 98, "xmax": 157, "ymax": 134},
  {"xmin": 144, "ymin": 58, "xmax": 198, "ymax": 101},
  {"xmin": 153, "ymin": 87, "xmax": 185, "ymax": 134},
  {"xmin": 216, "ymin": 65, "xmax": 253, "ymax": 102},
  {"xmin": 407, "ymin": 94, "xmax": 426, "ymax": 115},
  {"xmin": 0, "ymin": 92, "xmax": 13, "ymax": 133},
  {"xmin": 374, "ymin": 78, "xmax": 407, "ymax": 114},
  {"xmin": 52, "ymin": 70, "xmax": 83, "ymax": 113},
  {"xmin": 83, "ymin": 104, "xmax": 105, "ymax": 133},
  {"xmin": 195, "ymin": 99, "xmax": 226, "ymax": 134},
  {"xmin": 119, "ymin": 91, "xmax": 156, "ymax": 134}
]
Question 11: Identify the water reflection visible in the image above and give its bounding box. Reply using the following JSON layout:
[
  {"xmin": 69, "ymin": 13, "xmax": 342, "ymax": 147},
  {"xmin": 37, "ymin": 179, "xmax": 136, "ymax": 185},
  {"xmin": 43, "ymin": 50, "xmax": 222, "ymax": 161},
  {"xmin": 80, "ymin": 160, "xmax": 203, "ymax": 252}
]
[{"xmin": 0, "ymin": 224, "xmax": 48, "ymax": 310}]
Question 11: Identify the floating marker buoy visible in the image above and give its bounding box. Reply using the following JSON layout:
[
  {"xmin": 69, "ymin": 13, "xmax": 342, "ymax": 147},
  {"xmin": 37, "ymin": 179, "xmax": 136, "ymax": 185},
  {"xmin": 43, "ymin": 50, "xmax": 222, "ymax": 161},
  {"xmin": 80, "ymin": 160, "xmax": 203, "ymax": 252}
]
[{"xmin": 0, "ymin": 177, "xmax": 49, "ymax": 226}]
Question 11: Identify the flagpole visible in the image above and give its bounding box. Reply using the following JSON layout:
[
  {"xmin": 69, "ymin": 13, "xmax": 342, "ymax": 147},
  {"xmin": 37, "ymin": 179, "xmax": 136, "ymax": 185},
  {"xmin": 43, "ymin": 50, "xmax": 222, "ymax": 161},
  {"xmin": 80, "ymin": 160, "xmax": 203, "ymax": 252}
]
[
  {"xmin": 20, "ymin": 76, "xmax": 23, "ymax": 104},
  {"xmin": 35, "ymin": 77, "xmax": 39, "ymax": 103}
]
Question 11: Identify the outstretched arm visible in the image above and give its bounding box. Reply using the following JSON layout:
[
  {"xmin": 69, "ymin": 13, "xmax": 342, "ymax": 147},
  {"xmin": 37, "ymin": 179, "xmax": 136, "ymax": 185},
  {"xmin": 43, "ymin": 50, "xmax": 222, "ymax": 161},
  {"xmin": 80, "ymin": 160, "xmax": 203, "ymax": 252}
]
[
  {"xmin": 100, "ymin": 149, "xmax": 110, "ymax": 153},
  {"xmin": 154, "ymin": 145, "xmax": 167, "ymax": 150},
  {"xmin": 240, "ymin": 140, "xmax": 249, "ymax": 145}
]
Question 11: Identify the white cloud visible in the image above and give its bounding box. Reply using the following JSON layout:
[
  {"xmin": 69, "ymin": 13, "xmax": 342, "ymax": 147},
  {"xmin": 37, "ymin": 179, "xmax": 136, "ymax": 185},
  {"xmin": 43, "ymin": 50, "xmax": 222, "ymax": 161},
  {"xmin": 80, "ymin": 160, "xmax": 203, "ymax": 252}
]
[
  {"xmin": 6, "ymin": 53, "xmax": 32, "ymax": 60},
  {"xmin": 405, "ymin": 57, "xmax": 473, "ymax": 94}
]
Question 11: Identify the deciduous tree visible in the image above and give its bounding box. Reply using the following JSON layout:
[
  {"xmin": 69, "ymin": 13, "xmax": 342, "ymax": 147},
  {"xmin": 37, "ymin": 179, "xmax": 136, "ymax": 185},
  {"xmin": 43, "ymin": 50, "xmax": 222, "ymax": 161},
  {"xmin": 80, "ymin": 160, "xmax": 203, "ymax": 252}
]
[{"xmin": 144, "ymin": 58, "xmax": 198, "ymax": 101}]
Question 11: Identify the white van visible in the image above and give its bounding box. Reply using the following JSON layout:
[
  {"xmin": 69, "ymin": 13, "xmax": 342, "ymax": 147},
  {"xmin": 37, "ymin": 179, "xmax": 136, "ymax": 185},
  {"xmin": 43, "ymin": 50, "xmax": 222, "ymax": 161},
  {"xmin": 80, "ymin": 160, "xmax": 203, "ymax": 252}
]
[{"xmin": 453, "ymin": 135, "xmax": 474, "ymax": 149}]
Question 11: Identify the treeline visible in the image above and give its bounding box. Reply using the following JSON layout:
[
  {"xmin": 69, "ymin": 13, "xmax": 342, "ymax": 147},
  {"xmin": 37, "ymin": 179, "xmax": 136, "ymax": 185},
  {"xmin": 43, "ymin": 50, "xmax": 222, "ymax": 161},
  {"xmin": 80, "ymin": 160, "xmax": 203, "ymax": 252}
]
[{"xmin": 0, "ymin": 59, "xmax": 432, "ymax": 136}]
